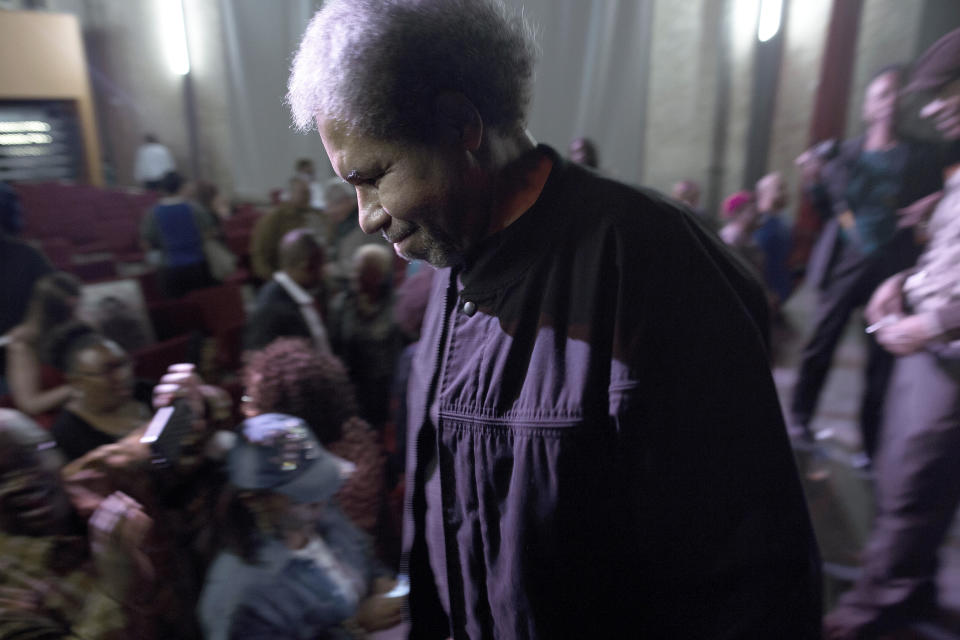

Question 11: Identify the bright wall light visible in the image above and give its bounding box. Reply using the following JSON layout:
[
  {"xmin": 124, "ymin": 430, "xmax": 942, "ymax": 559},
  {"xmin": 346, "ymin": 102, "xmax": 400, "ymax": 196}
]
[
  {"xmin": 757, "ymin": 0, "xmax": 783, "ymax": 42},
  {"xmin": 0, "ymin": 121, "xmax": 51, "ymax": 133},
  {"xmin": 0, "ymin": 133, "xmax": 53, "ymax": 145},
  {"xmin": 160, "ymin": 0, "xmax": 191, "ymax": 75}
]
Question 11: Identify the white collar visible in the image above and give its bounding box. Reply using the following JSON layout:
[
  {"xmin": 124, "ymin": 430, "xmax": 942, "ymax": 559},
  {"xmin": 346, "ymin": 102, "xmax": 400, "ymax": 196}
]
[{"xmin": 273, "ymin": 271, "xmax": 314, "ymax": 305}]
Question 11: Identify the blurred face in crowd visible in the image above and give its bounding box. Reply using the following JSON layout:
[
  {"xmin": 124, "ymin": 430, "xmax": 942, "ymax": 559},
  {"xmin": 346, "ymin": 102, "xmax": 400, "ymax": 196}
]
[
  {"xmin": 756, "ymin": 172, "xmax": 787, "ymax": 213},
  {"xmin": 289, "ymin": 179, "xmax": 311, "ymax": 208},
  {"xmin": 568, "ymin": 137, "xmax": 598, "ymax": 168},
  {"xmin": 921, "ymin": 77, "xmax": 960, "ymax": 140},
  {"xmin": 325, "ymin": 190, "xmax": 358, "ymax": 224},
  {"xmin": 671, "ymin": 180, "xmax": 701, "ymax": 209},
  {"xmin": 318, "ymin": 118, "xmax": 487, "ymax": 267},
  {"xmin": 299, "ymin": 246, "xmax": 325, "ymax": 292},
  {"xmin": 352, "ymin": 250, "xmax": 391, "ymax": 301},
  {"xmin": 0, "ymin": 416, "xmax": 73, "ymax": 536},
  {"xmin": 297, "ymin": 160, "xmax": 315, "ymax": 179},
  {"xmin": 242, "ymin": 490, "xmax": 325, "ymax": 543},
  {"xmin": 863, "ymin": 70, "xmax": 901, "ymax": 127},
  {"xmin": 282, "ymin": 234, "xmax": 325, "ymax": 293},
  {"xmin": 69, "ymin": 340, "xmax": 135, "ymax": 413}
]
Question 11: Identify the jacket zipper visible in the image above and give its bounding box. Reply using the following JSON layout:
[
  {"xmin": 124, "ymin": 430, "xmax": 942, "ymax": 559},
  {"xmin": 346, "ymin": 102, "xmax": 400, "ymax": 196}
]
[{"xmin": 400, "ymin": 269, "xmax": 456, "ymax": 625}]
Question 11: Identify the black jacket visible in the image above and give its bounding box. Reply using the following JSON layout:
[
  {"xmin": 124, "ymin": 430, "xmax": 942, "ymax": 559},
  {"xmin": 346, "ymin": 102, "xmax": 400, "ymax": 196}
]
[
  {"xmin": 243, "ymin": 280, "xmax": 312, "ymax": 352},
  {"xmin": 806, "ymin": 136, "xmax": 943, "ymax": 291},
  {"xmin": 404, "ymin": 148, "xmax": 821, "ymax": 639}
]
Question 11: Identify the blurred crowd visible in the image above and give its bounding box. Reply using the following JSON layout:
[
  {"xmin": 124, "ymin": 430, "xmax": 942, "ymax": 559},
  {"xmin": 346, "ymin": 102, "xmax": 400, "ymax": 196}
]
[{"xmin": 0, "ymin": 5, "xmax": 959, "ymax": 639}]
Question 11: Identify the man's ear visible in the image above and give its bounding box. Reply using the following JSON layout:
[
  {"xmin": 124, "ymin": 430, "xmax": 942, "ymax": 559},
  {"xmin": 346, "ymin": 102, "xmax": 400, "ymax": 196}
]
[{"xmin": 434, "ymin": 91, "xmax": 483, "ymax": 151}]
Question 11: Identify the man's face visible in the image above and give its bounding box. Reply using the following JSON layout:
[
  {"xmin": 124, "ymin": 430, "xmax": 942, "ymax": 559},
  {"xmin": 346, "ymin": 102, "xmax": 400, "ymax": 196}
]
[
  {"xmin": 298, "ymin": 162, "xmax": 315, "ymax": 179},
  {"xmin": 300, "ymin": 248, "xmax": 325, "ymax": 291},
  {"xmin": 863, "ymin": 71, "xmax": 900, "ymax": 126},
  {"xmin": 289, "ymin": 179, "xmax": 311, "ymax": 208},
  {"xmin": 756, "ymin": 172, "xmax": 787, "ymax": 212},
  {"xmin": 326, "ymin": 193, "xmax": 357, "ymax": 224},
  {"xmin": 920, "ymin": 78, "xmax": 960, "ymax": 140},
  {"xmin": 0, "ymin": 426, "xmax": 73, "ymax": 536},
  {"xmin": 353, "ymin": 255, "xmax": 388, "ymax": 300},
  {"xmin": 318, "ymin": 119, "xmax": 483, "ymax": 267}
]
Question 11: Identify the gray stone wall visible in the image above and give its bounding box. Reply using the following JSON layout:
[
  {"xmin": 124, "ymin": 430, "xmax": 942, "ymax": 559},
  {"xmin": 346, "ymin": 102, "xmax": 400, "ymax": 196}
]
[
  {"xmin": 766, "ymin": 0, "xmax": 832, "ymax": 222},
  {"xmin": 19, "ymin": 0, "xmax": 951, "ymax": 207}
]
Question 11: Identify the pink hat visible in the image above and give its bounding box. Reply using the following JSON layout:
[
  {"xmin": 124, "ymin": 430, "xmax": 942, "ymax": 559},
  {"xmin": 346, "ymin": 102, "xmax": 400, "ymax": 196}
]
[{"xmin": 721, "ymin": 191, "xmax": 754, "ymax": 220}]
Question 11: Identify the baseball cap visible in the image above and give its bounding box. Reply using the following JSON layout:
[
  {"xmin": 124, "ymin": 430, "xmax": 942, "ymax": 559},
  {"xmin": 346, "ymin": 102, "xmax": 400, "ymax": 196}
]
[
  {"xmin": 228, "ymin": 413, "xmax": 355, "ymax": 503},
  {"xmin": 905, "ymin": 28, "xmax": 960, "ymax": 94}
]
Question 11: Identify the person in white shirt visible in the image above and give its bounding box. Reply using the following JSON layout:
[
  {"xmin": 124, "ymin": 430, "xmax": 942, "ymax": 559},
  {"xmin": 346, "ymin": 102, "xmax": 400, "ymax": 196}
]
[{"xmin": 133, "ymin": 134, "xmax": 176, "ymax": 190}]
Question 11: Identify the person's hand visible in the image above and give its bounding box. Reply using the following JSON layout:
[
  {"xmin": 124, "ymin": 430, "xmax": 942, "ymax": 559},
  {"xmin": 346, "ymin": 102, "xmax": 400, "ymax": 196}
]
[
  {"xmin": 875, "ymin": 313, "xmax": 941, "ymax": 355},
  {"xmin": 921, "ymin": 95, "xmax": 960, "ymax": 140},
  {"xmin": 89, "ymin": 491, "xmax": 154, "ymax": 600},
  {"xmin": 0, "ymin": 561, "xmax": 51, "ymax": 615},
  {"xmin": 0, "ymin": 585, "xmax": 42, "ymax": 616},
  {"xmin": 795, "ymin": 147, "xmax": 826, "ymax": 185},
  {"xmin": 865, "ymin": 272, "xmax": 907, "ymax": 325},
  {"xmin": 152, "ymin": 365, "xmax": 204, "ymax": 417},
  {"xmin": 372, "ymin": 576, "xmax": 397, "ymax": 595},
  {"xmin": 354, "ymin": 592, "xmax": 405, "ymax": 631},
  {"xmin": 897, "ymin": 190, "xmax": 943, "ymax": 228}
]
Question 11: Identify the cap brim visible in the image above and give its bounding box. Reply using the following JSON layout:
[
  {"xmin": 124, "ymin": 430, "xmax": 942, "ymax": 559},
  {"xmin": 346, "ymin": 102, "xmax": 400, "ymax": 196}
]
[{"xmin": 274, "ymin": 452, "xmax": 355, "ymax": 504}]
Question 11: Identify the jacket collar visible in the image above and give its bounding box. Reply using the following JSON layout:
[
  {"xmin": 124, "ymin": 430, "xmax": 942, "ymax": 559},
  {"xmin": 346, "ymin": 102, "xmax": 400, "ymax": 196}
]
[{"xmin": 458, "ymin": 144, "xmax": 568, "ymax": 299}]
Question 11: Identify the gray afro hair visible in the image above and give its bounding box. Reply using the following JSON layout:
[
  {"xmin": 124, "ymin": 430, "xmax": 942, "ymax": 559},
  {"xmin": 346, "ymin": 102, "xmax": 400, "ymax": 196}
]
[{"xmin": 287, "ymin": 0, "xmax": 539, "ymax": 140}]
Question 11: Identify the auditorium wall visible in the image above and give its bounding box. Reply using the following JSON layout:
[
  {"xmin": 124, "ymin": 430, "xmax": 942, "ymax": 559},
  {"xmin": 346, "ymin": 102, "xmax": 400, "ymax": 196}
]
[
  {"xmin": 4, "ymin": 0, "xmax": 955, "ymax": 209},
  {"xmin": 0, "ymin": 10, "xmax": 102, "ymax": 184}
]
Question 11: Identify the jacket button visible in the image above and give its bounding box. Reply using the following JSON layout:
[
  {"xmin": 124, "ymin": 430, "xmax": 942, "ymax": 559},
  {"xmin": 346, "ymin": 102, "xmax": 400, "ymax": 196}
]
[{"xmin": 462, "ymin": 300, "xmax": 477, "ymax": 317}]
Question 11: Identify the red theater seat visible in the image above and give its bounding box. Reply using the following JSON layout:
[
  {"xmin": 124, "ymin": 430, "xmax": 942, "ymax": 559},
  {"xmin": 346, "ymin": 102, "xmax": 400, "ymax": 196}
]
[
  {"xmin": 147, "ymin": 297, "xmax": 204, "ymax": 341},
  {"xmin": 71, "ymin": 258, "xmax": 118, "ymax": 283},
  {"xmin": 132, "ymin": 334, "xmax": 192, "ymax": 382}
]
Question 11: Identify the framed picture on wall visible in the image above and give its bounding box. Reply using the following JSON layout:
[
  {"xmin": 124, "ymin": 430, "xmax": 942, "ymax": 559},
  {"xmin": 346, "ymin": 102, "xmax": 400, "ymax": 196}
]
[{"xmin": 0, "ymin": 100, "xmax": 85, "ymax": 183}]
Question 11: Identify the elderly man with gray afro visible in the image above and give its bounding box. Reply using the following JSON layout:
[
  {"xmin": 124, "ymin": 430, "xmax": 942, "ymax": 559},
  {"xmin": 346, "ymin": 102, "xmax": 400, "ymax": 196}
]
[{"xmin": 288, "ymin": 1, "xmax": 821, "ymax": 638}]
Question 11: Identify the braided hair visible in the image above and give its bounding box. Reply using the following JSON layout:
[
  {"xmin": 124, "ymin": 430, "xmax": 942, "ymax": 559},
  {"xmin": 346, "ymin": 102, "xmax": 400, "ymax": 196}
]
[{"xmin": 242, "ymin": 338, "xmax": 358, "ymax": 445}]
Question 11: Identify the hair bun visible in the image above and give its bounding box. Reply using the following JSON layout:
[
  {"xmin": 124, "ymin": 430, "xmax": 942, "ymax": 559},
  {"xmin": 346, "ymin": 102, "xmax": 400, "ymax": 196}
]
[{"xmin": 43, "ymin": 321, "xmax": 98, "ymax": 371}]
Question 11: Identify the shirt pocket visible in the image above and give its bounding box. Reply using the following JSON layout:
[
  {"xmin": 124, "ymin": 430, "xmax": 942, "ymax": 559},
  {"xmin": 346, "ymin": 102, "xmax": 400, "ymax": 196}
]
[{"xmin": 436, "ymin": 414, "xmax": 622, "ymax": 633}]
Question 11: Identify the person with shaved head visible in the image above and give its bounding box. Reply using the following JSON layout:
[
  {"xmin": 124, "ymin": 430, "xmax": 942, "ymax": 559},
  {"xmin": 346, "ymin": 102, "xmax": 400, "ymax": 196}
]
[
  {"xmin": 244, "ymin": 229, "xmax": 330, "ymax": 352},
  {"xmin": 249, "ymin": 177, "xmax": 323, "ymax": 281}
]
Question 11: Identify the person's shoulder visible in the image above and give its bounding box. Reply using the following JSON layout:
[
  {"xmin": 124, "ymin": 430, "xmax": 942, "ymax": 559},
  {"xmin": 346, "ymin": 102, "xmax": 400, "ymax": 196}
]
[
  {"xmin": 7, "ymin": 323, "xmax": 36, "ymax": 344},
  {"xmin": 553, "ymin": 164, "xmax": 702, "ymax": 248},
  {"xmin": 1, "ymin": 236, "xmax": 51, "ymax": 266},
  {"xmin": 253, "ymin": 280, "xmax": 292, "ymax": 307}
]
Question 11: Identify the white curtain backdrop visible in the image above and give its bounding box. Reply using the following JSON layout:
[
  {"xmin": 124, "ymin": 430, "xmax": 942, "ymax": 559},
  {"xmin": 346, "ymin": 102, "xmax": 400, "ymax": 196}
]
[
  {"xmin": 218, "ymin": 0, "xmax": 331, "ymax": 199},
  {"xmin": 218, "ymin": 0, "xmax": 653, "ymax": 197},
  {"xmin": 513, "ymin": 0, "xmax": 653, "ymax": 185}
]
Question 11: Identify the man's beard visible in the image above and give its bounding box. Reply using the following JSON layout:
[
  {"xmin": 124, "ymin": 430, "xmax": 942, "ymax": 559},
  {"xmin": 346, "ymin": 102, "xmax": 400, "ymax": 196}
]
[{"xmin": 387, "ymin": 222, "xmax": 464, "ymax": 268}]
